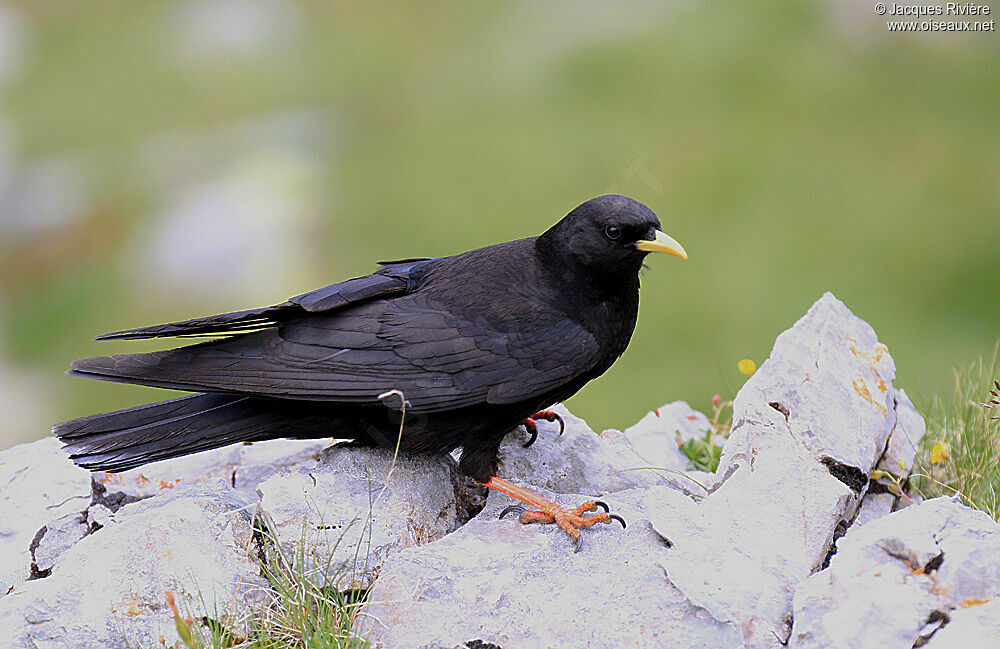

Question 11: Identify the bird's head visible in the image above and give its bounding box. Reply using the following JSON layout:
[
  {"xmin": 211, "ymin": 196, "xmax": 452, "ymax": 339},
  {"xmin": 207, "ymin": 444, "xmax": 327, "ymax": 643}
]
[{"xmin": 537, "ymin": 195, "xmax": 687, "ymax": 277}]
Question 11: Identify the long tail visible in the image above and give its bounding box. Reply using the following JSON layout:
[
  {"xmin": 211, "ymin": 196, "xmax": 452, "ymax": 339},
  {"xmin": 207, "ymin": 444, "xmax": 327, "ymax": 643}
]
[{"xmin": 54, "ymin": 393, "xmax": 332, "ymax": 472}]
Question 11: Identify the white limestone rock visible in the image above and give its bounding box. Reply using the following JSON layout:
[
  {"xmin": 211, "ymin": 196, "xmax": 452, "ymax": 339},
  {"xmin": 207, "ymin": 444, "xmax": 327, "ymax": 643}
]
[
  {"xmin": 0, "ymin": 438, "xmax": 91, "ymax": 596},
  {"xmin": 879, "ymin": 388, "xmax": 925, "ymax": 477},
  {"xmin": 853, "ymin": 388, "xmax": 927, "ymax": 528},
  {"xmin": 789, "ymin": 497, "xmax": 1000, "ymax": 649},
  {"xmin": 0, "ymin": 435, "xmax": 329, "ymax": 593},
  {"xmin": 360, "ymin": 485, "xmax": 742, "ymax": 649},
  {"xmin": 649, "ymin": 293, "xmax": 898, "ymax": 648},
  {"xmin": 619, "ymin": 400, "xmax": 718, "ymax": 495},
  {"xmin": 922, "ymin": 598, "xmax": 1000, "ymax": 649},
  {"xmin": 624, "ymin": 401, "xmax": 714, "ymax": 472},
  {"xmin": 718, "ymin": 293, "xmax": 896, "ymax": 476},
  {"xmin": 851, "ymin": 491, "xmax": 897, "ymax": 529},
  {"xmin": 0, "ymin": 480, "xmax": 269, "ymax": 649},
  {"xmin": 257, "ymin": 444, "xmax": 467, "ymax": 590},
  {"xmin": 27, "ymin": 510, "xmax": 90, "ymax": 577}
]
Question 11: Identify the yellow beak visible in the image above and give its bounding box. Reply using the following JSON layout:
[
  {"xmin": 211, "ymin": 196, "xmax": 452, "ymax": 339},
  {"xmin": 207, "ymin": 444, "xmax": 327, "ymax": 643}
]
[{"xmin": 634, "ymin": 229, "xmax": 688, "ymax": 259}]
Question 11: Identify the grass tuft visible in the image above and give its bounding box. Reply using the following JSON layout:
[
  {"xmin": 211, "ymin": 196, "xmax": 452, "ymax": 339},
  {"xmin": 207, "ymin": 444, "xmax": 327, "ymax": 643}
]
[
  {"xmin": 153, "ymin": 523, "xmax": 370, "ymax": 649},
  {"xmin": 912, "ymin": 341, "xmax": 1000, "ymax": 521}
]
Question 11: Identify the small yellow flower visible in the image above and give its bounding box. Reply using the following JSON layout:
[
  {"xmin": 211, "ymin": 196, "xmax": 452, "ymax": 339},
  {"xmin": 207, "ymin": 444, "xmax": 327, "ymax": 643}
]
[
  {"xmin": 897, "ymin": 458, "xmax": 907, "ymax": 472},
  {"xmin": 737, "ymin": 359, "xmax": 756, "ymax": 375},
  {"xmin": 930, "ymin": 440, "xmax": 951, "ymax": 464}
]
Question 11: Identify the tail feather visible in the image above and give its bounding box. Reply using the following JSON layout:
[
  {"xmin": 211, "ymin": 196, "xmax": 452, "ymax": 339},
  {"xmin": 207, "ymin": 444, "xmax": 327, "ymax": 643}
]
[
  {"xmin": 54, "ymin": 393, "xmax": 326, "ymax": 472},
  {"xmin": 56, "ymin": 394, "xmax": 228, "ymax": 440}
]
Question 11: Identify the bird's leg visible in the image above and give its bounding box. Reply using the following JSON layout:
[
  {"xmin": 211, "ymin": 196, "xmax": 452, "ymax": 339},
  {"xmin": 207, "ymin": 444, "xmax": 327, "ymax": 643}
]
[
  {"xmin": 520, "ymin": 409, "xmax": 565, "ymax": 447},
  {"xmin": 483, "ymin": 476, "xmax": 625, "ymax": 552}
]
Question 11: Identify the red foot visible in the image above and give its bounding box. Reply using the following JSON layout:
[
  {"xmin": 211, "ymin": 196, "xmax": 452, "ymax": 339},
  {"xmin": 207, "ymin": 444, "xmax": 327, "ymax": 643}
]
[
  {"xmin": 483, "ymin": 476, "xmax": 625, "ymax": 552},
  {"xmin": 521, "ymin": 409, "xmax": 565, "ymax": 447}
]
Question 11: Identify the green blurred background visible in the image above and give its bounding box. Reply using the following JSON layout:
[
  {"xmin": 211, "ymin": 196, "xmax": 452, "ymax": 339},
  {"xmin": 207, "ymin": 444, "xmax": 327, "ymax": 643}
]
[{"xmin": 1, "ymin": 0, "xmax": 998, "ymax": 449}]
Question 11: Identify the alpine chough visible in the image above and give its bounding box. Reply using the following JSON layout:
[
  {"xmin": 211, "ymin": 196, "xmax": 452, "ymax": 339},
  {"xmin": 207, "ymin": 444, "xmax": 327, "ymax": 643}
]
[{"xmin": 55, "ymin": 194, "xmax": 687, "ymax": 549}]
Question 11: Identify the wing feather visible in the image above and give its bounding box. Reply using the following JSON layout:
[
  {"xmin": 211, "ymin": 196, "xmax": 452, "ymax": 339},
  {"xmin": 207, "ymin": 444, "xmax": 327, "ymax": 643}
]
[{"xmin": 71, "ymin": 291, "xmax": 600, "ymax": 412}]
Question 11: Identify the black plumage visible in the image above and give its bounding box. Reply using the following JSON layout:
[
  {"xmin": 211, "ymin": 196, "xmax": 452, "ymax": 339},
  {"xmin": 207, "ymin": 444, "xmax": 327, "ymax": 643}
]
[{"xmin": 55, "ymin": 194, "xmax": 686, "ymax": 483}]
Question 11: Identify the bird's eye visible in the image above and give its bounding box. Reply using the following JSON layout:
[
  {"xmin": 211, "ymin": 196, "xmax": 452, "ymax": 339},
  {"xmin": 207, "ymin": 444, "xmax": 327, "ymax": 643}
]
[{"xmin": 605, "ymin": 225, "xmax": 621, "ymax": 240}]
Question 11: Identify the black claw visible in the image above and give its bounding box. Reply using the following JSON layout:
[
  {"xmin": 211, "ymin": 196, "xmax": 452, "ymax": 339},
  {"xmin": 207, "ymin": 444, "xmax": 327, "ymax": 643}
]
[
  {"xmin": 573, "ymin": 534, "xmax": 584, "ymax": 553},
  {"xmin": 498, "ymin": 505, "xmax": 526, "ymax": 520},
  {"xmin": 552, "ymin": 412, "xmax": 565, "ymax": 436},
  {"xmin": 522, "ymin": 411, "xmax": 563, "ymax": 447},
  {"xmin": 592, "ymin": 501, "xmax": 625, "ymax": 527}
]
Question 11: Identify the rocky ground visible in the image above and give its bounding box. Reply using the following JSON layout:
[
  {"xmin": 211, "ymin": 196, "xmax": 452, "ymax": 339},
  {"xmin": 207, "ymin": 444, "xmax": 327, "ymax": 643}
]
[{"xmin": 2, "ymin": 293, "xmax": 997, "ymax": 649}]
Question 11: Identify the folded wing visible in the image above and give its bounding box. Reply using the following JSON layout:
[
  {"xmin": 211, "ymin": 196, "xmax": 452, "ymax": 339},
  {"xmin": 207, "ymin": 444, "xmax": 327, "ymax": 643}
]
[{"xmin": 71, "ymin": 281, "xmax": 600, "ymax": 413}]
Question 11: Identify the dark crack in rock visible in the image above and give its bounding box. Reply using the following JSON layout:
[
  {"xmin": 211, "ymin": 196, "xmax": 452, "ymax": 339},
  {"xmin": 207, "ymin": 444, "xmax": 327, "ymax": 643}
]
[{"xmin": 819, "ymin": 456, "xmax": 867, "ymax": 494}]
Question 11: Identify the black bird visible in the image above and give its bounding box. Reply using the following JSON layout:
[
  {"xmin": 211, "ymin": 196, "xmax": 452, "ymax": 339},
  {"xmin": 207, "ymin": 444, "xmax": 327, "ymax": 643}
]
[{"xmin": 55, "ymin": 194, "xmax": 686, "ymax": 548}]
